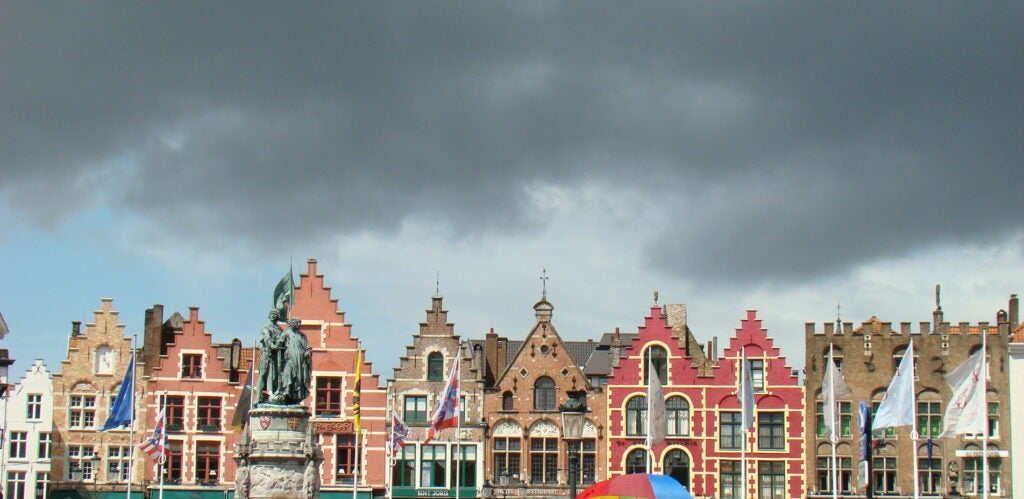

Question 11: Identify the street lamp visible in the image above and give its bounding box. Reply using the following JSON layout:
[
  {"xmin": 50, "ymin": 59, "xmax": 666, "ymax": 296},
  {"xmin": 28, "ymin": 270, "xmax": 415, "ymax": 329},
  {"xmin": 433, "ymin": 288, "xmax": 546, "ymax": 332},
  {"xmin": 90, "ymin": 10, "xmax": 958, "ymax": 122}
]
[{"xmin": 560, "ymin": 398, "xmax": 586, "ymax": 499}]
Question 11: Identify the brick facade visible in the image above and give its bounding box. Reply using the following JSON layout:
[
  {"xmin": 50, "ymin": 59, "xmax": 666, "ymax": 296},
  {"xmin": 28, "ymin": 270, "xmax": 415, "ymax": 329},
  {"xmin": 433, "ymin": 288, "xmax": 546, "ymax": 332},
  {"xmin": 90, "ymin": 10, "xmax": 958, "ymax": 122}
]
[
  {"xmin": 606, "ymin": 305, "xmax": 805, "ymax": 499},
  {"xmin": 387, "ymin": 295, "xmax": 486, "ymax": 499},
  {"xmin": 50, "ymin": 299, "xmax": 149, "ymax": 497},
  {"xmin": 481, "ymin": 298, "xmax": 606, "ymax": 498},
  {"xmin": 804, "ymin": 296, "xmax": 1016, "ymax": 498}
]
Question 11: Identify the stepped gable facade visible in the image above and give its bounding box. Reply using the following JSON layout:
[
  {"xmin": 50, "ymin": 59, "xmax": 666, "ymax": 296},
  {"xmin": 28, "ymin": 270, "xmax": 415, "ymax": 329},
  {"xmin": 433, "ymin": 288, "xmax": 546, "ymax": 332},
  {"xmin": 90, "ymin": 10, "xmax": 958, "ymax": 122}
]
[
  {"xmin": 387, "ymin": 295, "xmax": 486, "ymax": 499},
  {"xmin": 140, "ymin": 305, "xmax": 246, "ymax": 493},
  {"xmin": 50, "ymin": 299, "xmax": 150, "ymax": 498},
  {"xmin": 290, "ymin": 259, "xmax": 387, "ymax": 499},
  {"xmin": 0, "ymin": 359, "xmax": 54, "ymax": 499},
  {"xmin": 480, "ymin": 297, "xmax": 606, "ymax": 497},
  {"xmin": 605, "ymin": 304, "xmax": 804, "ymax": 499},
  {"xmin": 805, "ymin": 294, "xmax": 1015, "ymax": 498}
]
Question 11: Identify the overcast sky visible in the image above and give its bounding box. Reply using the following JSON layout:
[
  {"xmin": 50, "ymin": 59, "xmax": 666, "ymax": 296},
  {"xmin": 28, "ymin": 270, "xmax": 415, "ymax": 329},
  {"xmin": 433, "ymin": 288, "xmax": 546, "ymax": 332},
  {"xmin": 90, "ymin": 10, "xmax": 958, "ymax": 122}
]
[{"xmin": 2, "ymin": 2, "xmax": 1022, "ymax": 380}]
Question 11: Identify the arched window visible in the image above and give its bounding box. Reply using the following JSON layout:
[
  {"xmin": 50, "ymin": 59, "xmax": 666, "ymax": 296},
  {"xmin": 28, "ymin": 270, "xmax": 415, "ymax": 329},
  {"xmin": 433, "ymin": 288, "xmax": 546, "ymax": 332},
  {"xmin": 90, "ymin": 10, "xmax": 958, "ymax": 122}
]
[
  {"xmin": 625, "ymin": 448, "xmax": 648, "ymax": 475},
  {"xmin": 95, "ymin": 346, "xmax": 113, "ymax": 374},
  {"xmin": 667, "ymin": 396, "xmax": 690, "ymax": 436},
  {"xmin": 644, "ymin": 345, "xmax": 668, "ymax": 384},
  {"xmin": 427, "ymin": 352, "xmax": 444, "ymax": 381},
  {"xmin": 502, "ymin": 391, "xmax": 514, "ymax": 411},
  {"xmin": 664, "ymin": 449, "xmax": 690, "ymax": 489},
  {"xmin": 534, "ymin": 377, "xmax": 556, "ymax": 411},
  {"xmin": 626, "ymin": 396, "xmax": 647, "ymax": 436}
]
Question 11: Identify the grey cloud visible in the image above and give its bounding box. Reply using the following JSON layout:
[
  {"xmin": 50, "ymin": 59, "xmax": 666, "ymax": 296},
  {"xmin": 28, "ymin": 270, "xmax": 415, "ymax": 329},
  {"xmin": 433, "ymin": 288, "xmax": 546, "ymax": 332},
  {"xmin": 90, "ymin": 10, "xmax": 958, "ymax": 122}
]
[{"xmin": 2, "ymin": 2, "xmax": 1021, "ymax": 280}]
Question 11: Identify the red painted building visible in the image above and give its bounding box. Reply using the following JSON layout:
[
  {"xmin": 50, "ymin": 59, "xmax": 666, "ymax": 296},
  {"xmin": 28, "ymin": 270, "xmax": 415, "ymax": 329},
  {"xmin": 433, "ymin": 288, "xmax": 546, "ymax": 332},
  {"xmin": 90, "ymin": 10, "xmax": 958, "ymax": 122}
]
[{"xmin": 604, "ymin": 304, "xmax": 805, "ymax": 499}]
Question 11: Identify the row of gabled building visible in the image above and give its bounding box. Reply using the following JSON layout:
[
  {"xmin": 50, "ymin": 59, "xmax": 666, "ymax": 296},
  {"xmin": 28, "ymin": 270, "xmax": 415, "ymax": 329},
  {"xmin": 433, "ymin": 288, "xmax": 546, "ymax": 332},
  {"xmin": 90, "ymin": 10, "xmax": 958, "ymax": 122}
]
[{"xmin": 0, "ymin": 259, "xmax": 1018, "ymax": 499}]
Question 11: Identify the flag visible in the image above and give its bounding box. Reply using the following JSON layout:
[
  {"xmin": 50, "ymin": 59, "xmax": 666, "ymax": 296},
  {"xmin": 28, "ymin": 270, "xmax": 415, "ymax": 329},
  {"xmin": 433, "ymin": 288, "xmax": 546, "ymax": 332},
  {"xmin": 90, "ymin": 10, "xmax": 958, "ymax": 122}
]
[
  {"xmin": 101, "ymin": 355, "xmax": 135, "ymax": 431},
  {"xmin": 0, "ymin": 311, "xmax": 9, "ymax": 339},
  {"xmin": 231, "ymin": 361, "xmax": 255, "ymax": 431},
  {"xmin": 138, "ymin": 409, "xmax": 168, "ymax": 462},
  {"xmin": 273, "ymin": 264, "xmax": 295, "ymax": 316},
  {"xmin": 873, "ymin": 340, "xmax": 916, "ymax": 430},
  {"xmin": 353, "ymin": 349, "xmax": 363, "ymax": 436},
  {"xmin": 648, "ymin": 359, "xmax": 667, "ymax": 445},
  {"xmin": 740, "ymin": 349, "xmax": 755, "ymax": 430},
  {"xmin": 822, "ymin": 343, "xmax": 852, "ymax": 442},
  {"xmin": 390, "ymin": 412, "xmax": 411, "ymax": 457},
  {"xmin": 424, "ymin": 356, "xmax": 460, "ymax": 445},
  {"xmin": 858, "ymin": 401, "xmax": 871, "ymax": 460},
  {"xmin": 939, "ymin": 348, "xmax": 986, "ymax": 437}
]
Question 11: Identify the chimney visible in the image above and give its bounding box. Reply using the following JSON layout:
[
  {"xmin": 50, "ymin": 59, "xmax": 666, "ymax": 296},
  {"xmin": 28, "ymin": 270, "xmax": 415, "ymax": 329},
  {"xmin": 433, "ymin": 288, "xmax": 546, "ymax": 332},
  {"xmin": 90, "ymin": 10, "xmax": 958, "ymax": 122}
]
[
  {"xmin": 610, "ymin": 328, "xmax": 622, "ymax": 368},
  {"xmin": 1010, "ymin": 294, "xmax": 1019, "ymax": 330}
]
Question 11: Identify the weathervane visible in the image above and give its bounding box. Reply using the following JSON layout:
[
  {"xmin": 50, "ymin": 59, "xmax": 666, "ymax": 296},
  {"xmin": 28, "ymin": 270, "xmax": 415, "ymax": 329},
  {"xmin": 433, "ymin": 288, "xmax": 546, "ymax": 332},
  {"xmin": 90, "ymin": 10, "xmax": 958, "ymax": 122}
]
[
  {"xmin": 540, "ymin": 268, "xmax": 549, "ymax": 300},
  {"xmin": 654, "ymin": 290, "xmax": 659, "ymax": 305},
  {"xmin": 435, "ymin": 270, "xmax": 441, "ymax": 298}
]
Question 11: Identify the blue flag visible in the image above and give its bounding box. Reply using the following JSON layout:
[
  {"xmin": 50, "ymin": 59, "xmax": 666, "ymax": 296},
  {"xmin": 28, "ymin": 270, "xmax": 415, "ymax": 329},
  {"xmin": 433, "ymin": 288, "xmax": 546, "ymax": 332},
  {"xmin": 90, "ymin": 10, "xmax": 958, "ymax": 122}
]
[{"xmin": 101, "ymin": 356, "xmax": 135, "ymax": 431}]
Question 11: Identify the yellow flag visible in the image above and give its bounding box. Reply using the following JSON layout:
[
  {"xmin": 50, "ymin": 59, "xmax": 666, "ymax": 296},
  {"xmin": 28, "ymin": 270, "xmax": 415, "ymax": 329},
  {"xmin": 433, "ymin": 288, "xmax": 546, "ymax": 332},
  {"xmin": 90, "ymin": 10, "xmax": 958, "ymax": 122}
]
[{"xmin": 353, "ymin": 349, "xmax": 363, "ymax": 436}]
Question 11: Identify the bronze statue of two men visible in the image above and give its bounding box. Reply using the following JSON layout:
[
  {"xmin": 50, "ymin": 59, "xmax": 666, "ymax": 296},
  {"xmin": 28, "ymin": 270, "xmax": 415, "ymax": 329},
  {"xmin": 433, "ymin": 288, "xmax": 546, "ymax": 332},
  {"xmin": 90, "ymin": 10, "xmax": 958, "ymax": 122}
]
[{"xmin": 256, "ymin": 309, "xmax": 313, "ymax": 405}]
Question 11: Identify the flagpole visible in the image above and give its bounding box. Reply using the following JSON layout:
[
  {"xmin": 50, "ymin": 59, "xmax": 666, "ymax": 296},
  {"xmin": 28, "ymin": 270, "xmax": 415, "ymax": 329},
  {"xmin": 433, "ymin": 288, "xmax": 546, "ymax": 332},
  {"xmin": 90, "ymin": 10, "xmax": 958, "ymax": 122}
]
[
  {"xmin": 159, "ymin": 392, "xmax": 166, "ymax": 499},
  {"xmin": 828, "ymin": 343, "xmax": 839, "ymax": 499},
  {"xmin": 981, "ymin": 326, "xmax": 989, "ymax": 499},
  {"xmin": 127, "ymin": 335, "xmax": 137, "ymax": 499},
  {"xmin": 740, "ymin": 346, "xmax": 747, "ymax": 499},
  {"xmin": 452, "ymin": 355, "xmax": 462, "ymax": 499},
  {"xmin": 386, "ymin": 409, "xmax": 394, "ymax": 499},
  {"xmin": 910, "ymin": 340, "xmax": 920, "ymax": 499},
  {"xmin": 646, "ymin": 358, "xmax": 652, "ymax": 475}
]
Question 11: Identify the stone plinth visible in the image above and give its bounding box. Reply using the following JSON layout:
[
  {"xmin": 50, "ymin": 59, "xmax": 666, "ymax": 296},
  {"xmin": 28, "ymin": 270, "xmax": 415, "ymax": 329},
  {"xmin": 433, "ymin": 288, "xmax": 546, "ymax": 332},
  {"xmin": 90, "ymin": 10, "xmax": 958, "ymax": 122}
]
[{"xmin": 235, "ymin": 405, "xmax": 322, "ymax": 499}]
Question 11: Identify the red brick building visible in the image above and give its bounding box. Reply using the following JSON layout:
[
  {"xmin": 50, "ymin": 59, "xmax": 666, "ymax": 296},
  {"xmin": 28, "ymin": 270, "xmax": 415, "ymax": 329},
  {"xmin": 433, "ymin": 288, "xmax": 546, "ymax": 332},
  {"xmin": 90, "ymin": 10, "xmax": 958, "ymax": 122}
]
[
  {"xmin": 290, "ymin": 259, "xmax": 388, "ymax": 499},
  {"xmin": 605, "ymin": 304, "xmax": 805, "ymax": 499},
  {"xmin": 139, "ymin": 305, "xmax": 247, "ymax": 496},
  {"xmin": 480, "ymin": 297, "xmax": 605, "ymax": 498}
]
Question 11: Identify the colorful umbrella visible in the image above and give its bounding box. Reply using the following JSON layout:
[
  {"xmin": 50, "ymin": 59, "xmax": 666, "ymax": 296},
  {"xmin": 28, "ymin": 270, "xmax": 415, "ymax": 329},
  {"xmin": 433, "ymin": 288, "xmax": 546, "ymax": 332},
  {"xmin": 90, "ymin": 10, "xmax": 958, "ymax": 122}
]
[{"xmin": 576, "ymin": 473, "xmax": 695, "ymax": 499}]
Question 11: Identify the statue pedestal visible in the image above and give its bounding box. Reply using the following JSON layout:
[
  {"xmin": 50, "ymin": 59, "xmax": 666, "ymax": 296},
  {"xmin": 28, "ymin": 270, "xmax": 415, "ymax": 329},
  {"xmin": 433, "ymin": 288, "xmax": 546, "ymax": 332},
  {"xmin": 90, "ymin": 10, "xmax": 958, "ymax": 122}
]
[{"xmin": 235, "ymin": 405, "xmax": 321, "ymax": 499}]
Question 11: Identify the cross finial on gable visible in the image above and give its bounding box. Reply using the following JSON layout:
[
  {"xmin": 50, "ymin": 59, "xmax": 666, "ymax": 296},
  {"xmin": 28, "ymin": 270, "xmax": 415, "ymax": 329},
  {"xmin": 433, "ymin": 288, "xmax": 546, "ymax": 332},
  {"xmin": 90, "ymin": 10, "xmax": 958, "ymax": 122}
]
[{"xmin": 540, "ymin": 268, "xmax": 549, "ymax": 300}]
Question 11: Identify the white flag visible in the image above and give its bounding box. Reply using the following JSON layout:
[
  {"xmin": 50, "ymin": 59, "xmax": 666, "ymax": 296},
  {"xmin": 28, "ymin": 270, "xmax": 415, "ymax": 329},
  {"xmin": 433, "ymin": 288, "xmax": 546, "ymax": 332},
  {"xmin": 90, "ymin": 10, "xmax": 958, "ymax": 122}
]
[
  {"xmin": 648, "ymin": 359, "xmax": 667, "ymax": 445},
  {"xmin": 822, "ymin": 344, "xmax": 852, "ymax": 442},
  {"xmin": 940, "ymin": 349, "xmax": 986, "ymax": 437},
  {"xmin": 873, "ymin": 339, "xmax": 916, "ymax": 430},
  {"xmin": 740, "ymin": 349, "xmax": 755, "ymax": 430}
]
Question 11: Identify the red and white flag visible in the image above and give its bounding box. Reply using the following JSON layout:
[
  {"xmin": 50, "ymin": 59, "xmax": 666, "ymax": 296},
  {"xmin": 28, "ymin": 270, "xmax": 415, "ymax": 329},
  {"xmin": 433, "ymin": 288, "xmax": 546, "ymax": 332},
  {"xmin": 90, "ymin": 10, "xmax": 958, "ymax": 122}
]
[
  {"xmin": 423, "ymin": 356, "xmax": 460, "ymax": 445},
  {"xmin": 138, "ymin": 411, "xmax": 168, "ymax": 462}
]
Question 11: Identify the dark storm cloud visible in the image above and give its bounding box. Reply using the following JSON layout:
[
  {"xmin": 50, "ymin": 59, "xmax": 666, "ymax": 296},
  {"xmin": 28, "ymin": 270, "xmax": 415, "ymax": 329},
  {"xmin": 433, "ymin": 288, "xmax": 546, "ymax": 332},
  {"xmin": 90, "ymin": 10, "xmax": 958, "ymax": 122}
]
[{"xmin": 2, "ymin": 2, "xmax": 1021, "ymax": 280}]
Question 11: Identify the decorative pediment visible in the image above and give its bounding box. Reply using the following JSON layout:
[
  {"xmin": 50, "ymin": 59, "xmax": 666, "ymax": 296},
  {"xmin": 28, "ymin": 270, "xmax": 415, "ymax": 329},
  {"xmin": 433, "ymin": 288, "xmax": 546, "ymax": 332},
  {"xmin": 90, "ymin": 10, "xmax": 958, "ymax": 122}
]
[
  {"xmin": 529, "ymin": 420, "xmax": 559, "ymax": 437},
  {"xmin": 492, "ymin": 420, "xmax": 523, "ymax": 437}
]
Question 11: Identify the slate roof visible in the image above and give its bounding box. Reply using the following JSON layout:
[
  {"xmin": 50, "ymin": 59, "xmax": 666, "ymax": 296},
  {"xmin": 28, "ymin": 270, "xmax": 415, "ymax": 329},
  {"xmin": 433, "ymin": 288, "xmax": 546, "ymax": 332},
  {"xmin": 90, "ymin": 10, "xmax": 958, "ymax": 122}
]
[{"xmin": 582, "ymin": 332, "xmax": 638, "ymax": 377}]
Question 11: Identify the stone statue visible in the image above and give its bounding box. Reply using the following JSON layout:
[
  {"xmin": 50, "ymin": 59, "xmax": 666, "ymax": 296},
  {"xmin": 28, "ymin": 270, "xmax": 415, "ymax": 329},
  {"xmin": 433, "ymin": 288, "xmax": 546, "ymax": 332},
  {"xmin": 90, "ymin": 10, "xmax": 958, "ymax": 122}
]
[
  {"xmin": 279, "ymin": 318, "xmax": 313, "ymax": 404},
  {"xmin": 256, "ymin": 309, "xmax": 285, "ymax": 404}
]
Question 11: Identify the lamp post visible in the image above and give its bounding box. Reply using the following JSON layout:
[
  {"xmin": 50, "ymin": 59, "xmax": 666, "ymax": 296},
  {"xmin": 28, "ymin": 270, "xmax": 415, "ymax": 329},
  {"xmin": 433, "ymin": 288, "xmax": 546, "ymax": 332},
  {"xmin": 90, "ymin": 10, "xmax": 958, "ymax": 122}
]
[{"xmin": 560, "ymin": 401, "xmax": 585, "ymax": 499}]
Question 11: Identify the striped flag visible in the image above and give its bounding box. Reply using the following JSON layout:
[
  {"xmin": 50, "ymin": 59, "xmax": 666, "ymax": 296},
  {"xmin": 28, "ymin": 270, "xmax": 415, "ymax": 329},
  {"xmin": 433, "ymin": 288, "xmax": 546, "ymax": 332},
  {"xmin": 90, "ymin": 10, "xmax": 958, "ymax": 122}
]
[
  {"xmin": 424, "ymin": 356, "xmax": 460, "ymax": 445},
  {"xmin": 138, "ymin": 410, "xmax": 168, "ymax": 462},
  {"xmin": 353, "ymin": 349, "xmax": 364, "ymax": 436},
  {"xmin": 390, "ymin": 412, "xmax": 411, "ymax": 457}
]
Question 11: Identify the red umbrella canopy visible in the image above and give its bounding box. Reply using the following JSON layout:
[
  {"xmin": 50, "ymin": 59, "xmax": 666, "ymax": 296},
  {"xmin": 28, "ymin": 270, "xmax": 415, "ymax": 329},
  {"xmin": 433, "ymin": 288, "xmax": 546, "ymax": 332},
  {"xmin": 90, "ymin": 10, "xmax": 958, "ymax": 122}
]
[{"xmin": 576, "ymin": 473, "xmax": 694, "ymax": 499}]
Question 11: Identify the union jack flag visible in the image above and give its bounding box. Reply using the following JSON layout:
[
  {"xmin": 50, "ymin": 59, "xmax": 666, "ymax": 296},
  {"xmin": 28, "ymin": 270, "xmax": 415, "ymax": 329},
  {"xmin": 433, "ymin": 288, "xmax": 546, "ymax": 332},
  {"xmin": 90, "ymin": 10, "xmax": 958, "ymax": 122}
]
[
  {"xmin": 423, "ymin": 356, "xmax": 460, "ymax": 445},
  {"xmin": 390, "ymin": 412, "xmax": 411, "ymax": 456},
  {"xmin": 138, "ymin": 411, "xmax": 168, "ymax": 462}
]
